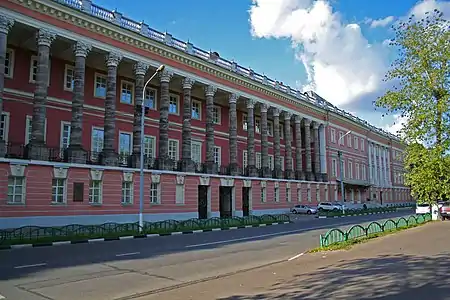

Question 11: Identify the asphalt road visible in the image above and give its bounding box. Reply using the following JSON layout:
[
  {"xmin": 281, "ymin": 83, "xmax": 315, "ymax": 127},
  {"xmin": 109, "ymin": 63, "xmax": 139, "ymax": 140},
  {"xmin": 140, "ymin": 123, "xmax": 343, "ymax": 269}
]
[{"xmin": 0, "ymin": 210, "xmax": 414, "ymax": 300}]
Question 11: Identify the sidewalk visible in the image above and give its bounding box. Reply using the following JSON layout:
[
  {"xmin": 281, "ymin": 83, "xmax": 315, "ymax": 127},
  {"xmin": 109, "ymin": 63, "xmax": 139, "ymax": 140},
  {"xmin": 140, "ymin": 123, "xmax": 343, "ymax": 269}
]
[{"xmin": 144, "ymin": 221, "xmax": 450, "ymax": 300}]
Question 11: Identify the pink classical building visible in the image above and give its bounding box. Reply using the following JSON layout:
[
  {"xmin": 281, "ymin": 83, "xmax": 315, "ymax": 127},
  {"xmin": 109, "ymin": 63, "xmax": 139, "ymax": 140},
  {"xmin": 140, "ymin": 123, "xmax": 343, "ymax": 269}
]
[{"xmin": 0, "ymin": 0, "xmax": 412, "ymax": 228}]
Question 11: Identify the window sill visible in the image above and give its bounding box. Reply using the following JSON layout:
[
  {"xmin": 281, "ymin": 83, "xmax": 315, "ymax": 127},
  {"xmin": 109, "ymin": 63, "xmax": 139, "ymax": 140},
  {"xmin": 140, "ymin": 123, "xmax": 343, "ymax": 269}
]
[
  {"xmin": 51, "ymin": 202, "xmax": 67, "ymax": 206},
  {"xmin": 89, "ymin": 202, "xmax": 103, "ymax": 206},
  {"xmin": 121, "ymin": 202, "xmax": 133, "ymax": 206},
  {"xmin": 6, "ymin": 202, "xmax": 25, "ymax": 206}
]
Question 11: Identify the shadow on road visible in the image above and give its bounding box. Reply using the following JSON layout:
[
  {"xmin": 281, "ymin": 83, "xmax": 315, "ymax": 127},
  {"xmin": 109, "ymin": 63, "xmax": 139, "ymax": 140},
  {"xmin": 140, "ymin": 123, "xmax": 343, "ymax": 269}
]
[{"xmin": 219, "ymin": 253, "xmax": 450, "ymax": 300}]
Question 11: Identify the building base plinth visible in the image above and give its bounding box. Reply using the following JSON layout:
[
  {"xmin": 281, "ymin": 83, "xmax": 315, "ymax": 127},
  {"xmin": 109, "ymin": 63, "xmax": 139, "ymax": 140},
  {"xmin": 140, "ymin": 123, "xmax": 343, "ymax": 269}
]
[
  {"xmin": 295, "ymin": 170, "xmax": 305, "ymax": 181},
  {"xmin": 262, "ymin": 167, "xmax": 272, "ymax": 178},
  {"xmin": 273, "ymin": 168, "xmax": 283, "ymax": 179},
  {"xmin": 306, "ymin": 171, "xmax": 314, "ymax": 181},
  {"xmin": 65, "ymin": 146, "xmax": 87, "ymax": 164},
  {"xmin": 100, "ymin": 149, "xmax": 119, "ymax": 166},
  {"xmin": 247, "ymin": 165, "xmax": 258, "ymax": 177},
  {"xmin": 285, "ymin": 169, "xmax": 295, "ymax": 180},
  {"xmin": 26, "ymin": 142, "xmax": 49, "ymax": 161},
  {"xmin": 321, "ymin": 173, "xmax": 328, "ymax": 182},
  {"xmin": 156, "ymin": 157, "xmax": 175, "ymax": 171},
  {"xmin": 0, "ymin": 140, "xmax": 5, "ymax": 158},
  {"xmin": 204, "ymin": 161, "xmax": 218, "ymax": 174},
  {"xmin": 228, "ymin": 163, "xmax": 240, "ymax": 176},
  {"xmin": 180, "ymin": 158, "xmax": 196, "ymax": 173}
]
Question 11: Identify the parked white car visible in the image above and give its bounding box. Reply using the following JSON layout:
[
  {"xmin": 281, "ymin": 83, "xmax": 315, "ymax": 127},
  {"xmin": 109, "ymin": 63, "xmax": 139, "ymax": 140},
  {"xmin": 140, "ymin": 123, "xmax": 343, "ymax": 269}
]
[
  {"xmin": 317, "ymin": 202, "xmax": 341, "ymax": 211},
  {"xmin": 290, "ymin": 205, "xmax": 317, "ymax": 215},
  {"xmin": 415, "ymin": 203, "xmax": 430, "ymax": 214}
]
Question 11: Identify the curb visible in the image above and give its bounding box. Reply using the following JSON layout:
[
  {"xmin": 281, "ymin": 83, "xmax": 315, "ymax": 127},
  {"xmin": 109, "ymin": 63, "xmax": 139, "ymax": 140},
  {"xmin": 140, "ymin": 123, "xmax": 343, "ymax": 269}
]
[
  {"xmin": 0, "ymin": 221, "xmax": 291, "ymax": 251},
  {"xmin": 316, "ymin": 211, "xmax": 396, "ymax": 219}
]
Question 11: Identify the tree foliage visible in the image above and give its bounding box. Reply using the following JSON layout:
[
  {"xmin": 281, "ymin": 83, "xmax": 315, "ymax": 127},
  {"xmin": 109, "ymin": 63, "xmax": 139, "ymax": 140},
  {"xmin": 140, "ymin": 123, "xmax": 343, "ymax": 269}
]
[{"xmin": 375, "ymin": 10, "xmax": 450, "ymax": 204}]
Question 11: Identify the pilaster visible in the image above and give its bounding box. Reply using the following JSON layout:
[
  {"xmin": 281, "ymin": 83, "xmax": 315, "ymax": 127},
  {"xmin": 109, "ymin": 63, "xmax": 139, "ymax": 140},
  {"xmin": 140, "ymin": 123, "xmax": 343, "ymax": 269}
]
[
  {"xmin": 180, "ymin": 77, "xmax": 196, "ymax": 172},
  {"xmin": 246, "ymin": 99, "xmax": 258, "ymax": 177},
  {"xmin": 294, "ymin": 115, "xmax": 304, "ymax": 180},
  {"xmin": 304, "ymin": 118, "xmax": 313, "ymax": 181},
  {"xmin": 284, "ymin": 112, "xmax": 294, "ymax": 179},
  {"xmin": 313, "ymin": 122, "xmax": 321, "ymax": 181},
  {"xmin": 260, "ymin": 103, "xmax": 271, "ymax": 178},
  {"xmin": 228, "ymin": 93, "xmax": 240, "ymax": 176},
  {"xmin": 204, "ymin": 85, "xmax": 218, "ymax": 174},
  {"xmin": 156, "ymin": 69, "xmax": 174, "ymax": 170},
  {"xmin": 272, "ymin": 107, "xmax": 282, "ymax": 179}
]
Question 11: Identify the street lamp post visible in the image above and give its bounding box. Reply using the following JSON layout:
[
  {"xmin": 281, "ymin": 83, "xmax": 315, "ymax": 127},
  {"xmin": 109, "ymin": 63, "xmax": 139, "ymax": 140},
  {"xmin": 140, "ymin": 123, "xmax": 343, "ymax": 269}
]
[
  {"xmin": 139, "ymin": 64, "xmax": 165, "ymax": 231},
  {"xmin": 338, "ymin": 130, "xmax": 352, "ymax": 214}
]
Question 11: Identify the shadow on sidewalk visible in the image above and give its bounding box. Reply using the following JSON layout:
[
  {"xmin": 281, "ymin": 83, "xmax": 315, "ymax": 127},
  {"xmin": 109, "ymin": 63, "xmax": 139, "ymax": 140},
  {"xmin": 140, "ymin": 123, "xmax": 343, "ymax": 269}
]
[{"xmin": 219, "ymin": 253, "xmax": 450, "ymax": 300}]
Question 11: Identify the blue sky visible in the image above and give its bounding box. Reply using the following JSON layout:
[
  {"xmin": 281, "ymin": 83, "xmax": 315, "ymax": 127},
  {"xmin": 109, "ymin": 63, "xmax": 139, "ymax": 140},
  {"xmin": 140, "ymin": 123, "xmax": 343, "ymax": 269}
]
[{"xmin": 94, "ymin": 0, "xmax": 449, "ymax": 133}]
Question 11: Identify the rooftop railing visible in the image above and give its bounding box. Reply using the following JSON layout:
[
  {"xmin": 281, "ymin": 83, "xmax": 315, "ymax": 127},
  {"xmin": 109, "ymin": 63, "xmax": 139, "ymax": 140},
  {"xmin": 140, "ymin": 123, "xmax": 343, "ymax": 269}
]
[{"xmin": 53, "ymin": 0, "xmax": 399, "ymax": 141}]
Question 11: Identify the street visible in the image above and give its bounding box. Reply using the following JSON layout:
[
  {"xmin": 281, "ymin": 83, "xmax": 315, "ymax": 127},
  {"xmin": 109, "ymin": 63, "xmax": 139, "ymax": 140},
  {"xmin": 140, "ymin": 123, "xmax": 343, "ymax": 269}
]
[{"xmin": 0, "ymin": 210, "xmax": 415, "ymax": 299}]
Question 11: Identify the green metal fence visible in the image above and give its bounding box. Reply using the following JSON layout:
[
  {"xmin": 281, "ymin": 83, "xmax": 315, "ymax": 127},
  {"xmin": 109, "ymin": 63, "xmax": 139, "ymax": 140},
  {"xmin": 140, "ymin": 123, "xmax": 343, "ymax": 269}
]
[
  {"xmin": 319, "ymin": 214, "xmax": 432, "ymax": 247},
  {"xmin": 0, "ymin": 214, "xmax": 291, "ymax": 245}
]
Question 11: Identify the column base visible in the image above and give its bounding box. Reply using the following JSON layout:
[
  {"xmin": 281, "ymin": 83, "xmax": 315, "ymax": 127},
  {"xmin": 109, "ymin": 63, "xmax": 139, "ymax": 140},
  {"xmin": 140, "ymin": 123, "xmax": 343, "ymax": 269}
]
[
  {"xmin": 306, "ymin": 171, "xmax": 315, "ymax": 181},
  {"xmin": 262, "ymin": 167, "xmax": 272, "ymax": 178},
  {"xmin": 204, "ymin": 161, "xmax": 218, "ymax": 174},
  {"xmin": 25, "ymin": 142, "xmax": 49, "ymax": 161},
  {"xmin": 246, "ymin": 165, "xmax": 259, "ymax": 177},
  {"xmin": 295, "ymin": 170, "xmax": 305, "ymax": 181},
  {"xmin": 285, "ymin": 169, "xmax": 295, "ymax": 179},
  {"xmin": 0, "ymin": 139, "xmax": 6, "ymax": 158},
  {"xmin": 314, "ymin": 172, "xmax": 322, "ymax": 182},
  {"xmin": 156, "ymin": 157, "xmax": 176, "ymax": 171},
  {"xmin": 228, "ymin": 163, "xmax": 241, "ymax": 176},
  {"xmin": 130, "ymin": 153, "xmax": 156, "ymax": 169},
  {"xmin": 273, "ymin": 168, "xmax": 283, "ymax": 179},
  {"xmin": 180, "ymin": 158, "xmax": 196, "ymax": 172},
  {"xmin": 100, "ymin": 149, "xmax": 119, "ymax": 166},
  {"xmin": 321, "ymin": 173, "xmax": 328, "ymax": 182},
  {"xmin": 65, "ymin": 146, "xmax": 87, "ymax": 164}
]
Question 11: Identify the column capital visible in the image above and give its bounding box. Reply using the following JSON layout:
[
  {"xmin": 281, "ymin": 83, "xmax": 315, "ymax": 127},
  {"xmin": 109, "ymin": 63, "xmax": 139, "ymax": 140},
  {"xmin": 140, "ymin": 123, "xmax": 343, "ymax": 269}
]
[
  {"xmin": 229, "ymin": 93, "xmax": 239, "ymax": 104},
  {"xmin": 133, "ymin": 61, "xmax": 149, "ymax": 76},
  {"xmin": 159, "ymin": 69, "xmax": 174, "ymax": 83},
  {"xmin": 246, "ymin": 99, "xmax": 256, "ymax": 109},
  {"xmin": 313, "ymin": 121, "xmax": 320, "ymax": 129},
  {"xmin": 294, "ymin": 115, "xmax": 303, "ymax": 124},
  {"xmin": 36, "ymin": 29, "xmax": 56, "ymax": 47},
  {"xmin": 283, "ymin": 111, "xmax": 292, "ymax": 121},
  {"xmin": 260, "ymin": 103, "xmax": 269, "ymax": 113},
  {"xmin": 105, "ymin": 52, "xmax": 122, "ymax": 67},
  {"xmin": 303, "ymin": 118, "xmax": 311, "ymax": 126},
  {"xmin": 205, "ymin": 85, "xmax": 217, "ymax": 97},
  {"xmin": 271, "ymin": 107, "xmax": 280, "ymax": 117},
  {"xmin": 182, "ymin": 77, "xmax": 195, "ymax": 90},
  {"xmin": 73, "ymin": 42, "xmax": 92, "ymax": 58},
  {"xmin": 0, "ymin": 15, "xmax": 14, "ymax": 35}
]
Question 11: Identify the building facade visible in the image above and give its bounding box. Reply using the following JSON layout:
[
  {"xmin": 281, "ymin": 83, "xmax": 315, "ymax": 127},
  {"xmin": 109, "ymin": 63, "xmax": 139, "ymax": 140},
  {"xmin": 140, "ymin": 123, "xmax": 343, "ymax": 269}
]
[{"xmin": 0, "ymin": 0, "xmax": 412, "ymax": 228}]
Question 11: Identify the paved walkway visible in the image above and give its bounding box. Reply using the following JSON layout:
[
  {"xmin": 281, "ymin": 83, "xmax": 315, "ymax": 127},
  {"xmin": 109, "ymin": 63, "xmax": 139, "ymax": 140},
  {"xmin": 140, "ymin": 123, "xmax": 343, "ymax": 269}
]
[{"xmin": 144, "ymin": 221, "xmax": 450, "ymax": 300}]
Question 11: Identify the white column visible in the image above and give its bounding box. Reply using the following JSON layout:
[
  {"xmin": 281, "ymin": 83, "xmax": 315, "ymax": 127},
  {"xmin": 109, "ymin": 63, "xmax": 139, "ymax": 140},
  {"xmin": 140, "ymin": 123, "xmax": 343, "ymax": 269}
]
[
  {"xmin": 378, "ymin": 145, "xmax": 383, "ymax": 187},
  {"xmin": 387, "ymin": 147, "xmax": 392, "ymax": 186},
  {"xmin": 383, "ymin": 147, "xmax": 388, "ymax": 186},
  {"xmin": 368, "ymin": 142, "xmax": 373, "ymax": 184},
  {"xmin": 373, "ymin": 143, "xmax": 378, "ymax": 186}
]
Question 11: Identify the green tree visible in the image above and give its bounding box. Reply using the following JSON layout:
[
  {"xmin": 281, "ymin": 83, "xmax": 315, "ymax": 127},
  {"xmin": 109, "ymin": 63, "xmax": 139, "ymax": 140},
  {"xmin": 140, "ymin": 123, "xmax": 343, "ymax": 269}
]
[{"xmin": 376, "ymin": 10, "xmax": 450, "ymax": 204}]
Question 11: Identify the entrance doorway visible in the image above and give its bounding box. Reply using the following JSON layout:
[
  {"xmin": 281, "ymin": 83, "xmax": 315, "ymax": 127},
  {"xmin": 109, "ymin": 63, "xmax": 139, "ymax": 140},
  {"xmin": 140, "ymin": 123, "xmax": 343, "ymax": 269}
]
[
  {"xmin": 380, "ymin": 191, "xmax": 383, "ymax": 205},
  {"xmin": 242, "ymin": 187, "xmax": 250, "ymax": 216},
  {"xmin": 198, "ymin": 185, "xmax": 208, "ymax": 219},
  {"xmin": 219, "ymin": 187, "xmax": 233, "ymax": 218}
]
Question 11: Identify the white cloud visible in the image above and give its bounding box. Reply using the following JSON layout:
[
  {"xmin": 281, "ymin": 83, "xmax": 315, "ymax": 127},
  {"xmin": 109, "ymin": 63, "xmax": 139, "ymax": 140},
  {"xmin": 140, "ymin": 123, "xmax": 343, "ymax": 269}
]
[
  {"xmin": 409, "ymin": 0, "xmax": 450, "ymax": 19},
  {"xmin": 367, "ymin": 16, "xmax": 395, "ymax": 28},
  {"xmin": 382, "ymin": 114, "xmax": 407, "ymax": 136},
  {"xmin": 248, "ymin": 0, "xmax": 388, "ymax": 108}
]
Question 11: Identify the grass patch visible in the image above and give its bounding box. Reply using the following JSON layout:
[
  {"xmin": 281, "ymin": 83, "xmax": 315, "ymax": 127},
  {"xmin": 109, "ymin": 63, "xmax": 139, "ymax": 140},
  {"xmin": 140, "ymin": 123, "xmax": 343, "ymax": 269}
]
[{"xmin": 308, "ymin": 223, "xmax": 426, "ymax": 253}]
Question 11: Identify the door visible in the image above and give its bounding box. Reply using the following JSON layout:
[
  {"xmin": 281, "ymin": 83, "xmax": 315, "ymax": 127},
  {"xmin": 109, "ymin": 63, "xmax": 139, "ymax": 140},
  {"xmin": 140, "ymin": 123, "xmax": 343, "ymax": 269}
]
[
  {"xmin": 242, "ymin": 187, "xmax": 250, "ymax": 217},
  {"xmin": 198, "ymin": 185, "xmax": 208, "ymax": 219}
]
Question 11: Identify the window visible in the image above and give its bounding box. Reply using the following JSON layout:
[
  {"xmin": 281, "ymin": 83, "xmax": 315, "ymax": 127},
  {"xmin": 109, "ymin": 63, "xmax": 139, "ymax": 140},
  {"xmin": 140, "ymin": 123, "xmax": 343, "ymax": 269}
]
[
  {"xmin": 280, "ymin": 156, "xmax": 285, "ymax": 171},
  {"xmin": 348, "ymin": 161, "xmax": 353, "ymax": 179},
  {"xmin": 25, "ymin": 115, "xmax": 47, "ymax": 144},
  {"xmin": 176, "ymin": 183, "xmax": 185, "ymax": 204},
  {"xmin": 52, "ymin": 178, "xmax": 66, "ymax": 203},
  {"xmin": 29, "ymin": 55, "xmax": 51, "ymax": 85},
  {"xmin": 268, "ymin": 155, "xmax": 274, "ymax": 170},
  {"xmin": 150, "ymin": 183, "xmax": 160, "ymax": 204},
  {"xmin": 169, "ymin": 94, "xmax": 179, "ymax": 114},
  {"xmin": 191, "ymin": 100, "xmax": 201, "ymax": 120},
  {"xmin": 212, "ymin": 106, "xmax": 221, "ymax": 124},
  {"xmin": 360, "ymin": 138, "xmax": 365, "ymax": 151},
  {"xmin": 143, "ymin": 135, "xmax": 156, "ymax": 158},
  {"xmin": 144, "ymin": 87, "xmax": 157, "ymax": 110},
  {"xmin": 338, "ymin": 132, "xmax": 344, "ymax": 145},
  {"xmin": 122, "ymin": 181, "xmax": 133, "ymax": 204},
  {"xmin": 120, "ymin": 81, "xmax": 134, "ymax": 104},
  {"xmin": 64, "ymin": 64, "xmax": 74, "ymax": 91},
  {"xmin": 297, "ymin": 188, "xmax": 302, "ymax": 202},
  {"xmin": 355, "ymin": 163, "xmax": 360, "ymax": 180},
  {"xmin": 256, "ymin": 152, "xmax": 262, "ymax": 169},
  {"xmin": 243, "ymin": 151, "xmax": 248, "ymax": 168},
  {"xmin": 89, "ymin": 180, "xmax": 102, "ymax": 204},
  {"xmin": 261, "ymin": 186, "xmax": 266, "ymax": 202},
  {"xmin": 347, "ymin": 135, "xmax": 352, "ymax": 147},
  {"xmin": 330, "ymin": 128, "xmax": 336, "ymax": 143},
  {"xmin": 307, "ymin": 186, "xmax": 311, "ymax": 202},
  {"xmin": 362, "ymin": 164, "xmax": 366, "ymax": 180},
  {"xmin": 168, "ymin": 139, "xmax": 179, "ymax": 161},
  {"xmin": 286, "ymin": 186, "xmax": 291, "ymax": 202},
  {"xmin": 242, "ymin": 114, "xmax": 248, "ymax": 131},
  {"xmin": 7, "ymin": 176, "xmax": 25, "ymax": 204},
  {"xmin": 214, "ymin": 146, "xmax": 221, "ymax": 167},
  {"xmin": 119, "ymin": 132, "xmax": 132, "ymax": 164},
  {"xmin": 5, "ymin": 49, "xmax": 14, "ymax": 78},
  {"xmin": 91, "ymin": 127, "xmax": 104, "ymax": 161},
  {"xmin": 255, "ymin": 118, "xmax": 261, "ymax": 134},
  {"xmin": 94, "ymin": 73, "xmax": 107, "ymax": 98},
  {"xmin": 191, "ymin": 141, "xmax": 202, "ymax": 164},
  {"xmin": 60, "ymin": 122, "xmax": 71, "ymax": 151},
  {"xmin": 331, "ymin": 158, "xmax": 337, "ymax": 176},
  {"xmin": 274, "ymin": 186, "xmax": 280, "ymax": 202},
  {"xmin": 267, "ymin": 121, "xmax": 274, "ymax": 136},
  {"xmin": 0, "ymin": 112, "xmax": 10, "ymax": 141},
  {"xmin": 354, "ymin": 136, "xmax": 358, "ymax": 149}
]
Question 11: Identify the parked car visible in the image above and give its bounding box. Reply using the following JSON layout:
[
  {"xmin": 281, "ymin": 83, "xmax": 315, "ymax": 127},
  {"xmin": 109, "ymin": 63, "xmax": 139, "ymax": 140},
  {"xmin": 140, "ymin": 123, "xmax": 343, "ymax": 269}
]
[
  {"xmin": 290, "ymin": 205, "xmax": 317, "ymax": 215},
  {"xmin": 415, "ymin": 203, "xmax": 431, "ymax": 214},
  {"xmin": 317, "ymin": 202, "xmax": 341, "ymax": 211},
  {"xmin": 439, "ymin": 202, "xmax": 450, "ymax": 220}
]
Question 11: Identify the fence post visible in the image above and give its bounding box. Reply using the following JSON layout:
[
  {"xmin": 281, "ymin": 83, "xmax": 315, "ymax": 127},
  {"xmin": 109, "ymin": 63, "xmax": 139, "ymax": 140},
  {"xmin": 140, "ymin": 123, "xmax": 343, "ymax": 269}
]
[{"xmin": 319, "ymin": 234, "xmax": 323, "ymax": 247}]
